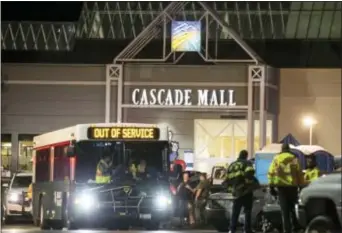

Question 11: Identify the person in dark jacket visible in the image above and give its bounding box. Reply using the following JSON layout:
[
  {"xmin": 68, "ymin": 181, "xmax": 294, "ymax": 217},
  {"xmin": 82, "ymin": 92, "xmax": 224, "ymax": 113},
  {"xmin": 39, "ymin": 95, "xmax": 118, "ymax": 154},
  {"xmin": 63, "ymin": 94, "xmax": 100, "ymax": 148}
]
[
  {"xmin": 177, "ymin": 172, "xmax": 195, "ymax": 226},
  {"xmin": 226, "ymin": 150, "xmax": 259, "ymax": 233}
]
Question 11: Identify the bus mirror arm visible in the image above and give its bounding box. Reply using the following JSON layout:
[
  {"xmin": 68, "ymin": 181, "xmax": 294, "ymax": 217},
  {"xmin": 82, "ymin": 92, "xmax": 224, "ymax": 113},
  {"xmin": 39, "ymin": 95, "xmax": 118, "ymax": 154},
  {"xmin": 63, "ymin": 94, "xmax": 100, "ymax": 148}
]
[{"xmin": 66, "ymin": 146, "xmax": 76, "ymax": 157}]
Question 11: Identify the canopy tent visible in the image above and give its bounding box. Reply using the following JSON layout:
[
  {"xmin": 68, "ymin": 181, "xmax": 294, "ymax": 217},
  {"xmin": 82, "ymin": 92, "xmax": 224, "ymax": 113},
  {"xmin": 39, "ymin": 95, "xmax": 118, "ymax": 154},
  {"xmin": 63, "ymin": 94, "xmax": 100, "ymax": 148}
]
[
  {"xmin": 292, "ymin": 145, "xmax": 334, "ymax": 172},
  {"xmin": 279, "ymin": 133, "xmax": 301, "ymax": 146}
]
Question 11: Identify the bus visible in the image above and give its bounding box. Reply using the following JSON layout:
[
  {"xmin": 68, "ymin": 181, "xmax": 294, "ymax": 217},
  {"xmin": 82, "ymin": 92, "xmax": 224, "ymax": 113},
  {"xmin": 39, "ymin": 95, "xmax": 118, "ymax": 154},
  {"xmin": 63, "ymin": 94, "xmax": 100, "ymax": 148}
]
[{"xmin": 31, "ymin": 123, "xmax": 172, "ymax": 230}]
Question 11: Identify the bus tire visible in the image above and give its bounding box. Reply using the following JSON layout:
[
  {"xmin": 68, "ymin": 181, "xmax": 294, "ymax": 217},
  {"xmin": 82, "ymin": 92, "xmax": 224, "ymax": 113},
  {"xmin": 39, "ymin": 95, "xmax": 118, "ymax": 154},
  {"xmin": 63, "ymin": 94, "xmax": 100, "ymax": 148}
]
[
  {"xmin": 39, "ymin": 202, "xmax": 50, "ymax": 230},
  {"xmin": 50, "ymin": 220, "xmax": 64, "ymax": 230},
  {"xmin": 67, "ymin": 221, "xmax": 79, "ymax": 230}
]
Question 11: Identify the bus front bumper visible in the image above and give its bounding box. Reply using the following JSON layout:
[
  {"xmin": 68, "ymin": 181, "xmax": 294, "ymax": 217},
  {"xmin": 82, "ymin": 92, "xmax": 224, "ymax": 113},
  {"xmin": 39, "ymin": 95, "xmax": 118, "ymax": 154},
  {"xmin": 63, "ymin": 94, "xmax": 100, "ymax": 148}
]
[{"xmin": 70, "ymin": 204, "xmax": 171, "ymax": 227}]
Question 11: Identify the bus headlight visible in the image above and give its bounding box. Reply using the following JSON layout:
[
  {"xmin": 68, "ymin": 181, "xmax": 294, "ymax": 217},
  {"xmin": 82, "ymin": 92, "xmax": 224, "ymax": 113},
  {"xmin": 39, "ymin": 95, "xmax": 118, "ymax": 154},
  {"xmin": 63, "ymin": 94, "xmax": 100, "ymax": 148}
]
[
  {"xmin": 155, "ymin": 195, "xmax": 171, "ymax": 209},
  {"xmin": 8, "ymin": 193, "xmax": 19, "ymax": 202},
  {"xmin": 74, "ymin": 194, "xmax": 96, "ymax": 209}
]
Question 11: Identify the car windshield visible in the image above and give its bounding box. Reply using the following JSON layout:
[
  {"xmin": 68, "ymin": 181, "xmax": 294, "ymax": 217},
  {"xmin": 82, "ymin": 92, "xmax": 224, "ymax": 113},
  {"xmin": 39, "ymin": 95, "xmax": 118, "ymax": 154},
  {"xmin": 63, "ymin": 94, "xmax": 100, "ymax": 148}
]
[
  {"xmin": 74, "ymin": 141, "xmax": 169, "ymax": 183},
  {"xmin": 12, "ymin": 175, "xmax": 32, "ymax": 188}
]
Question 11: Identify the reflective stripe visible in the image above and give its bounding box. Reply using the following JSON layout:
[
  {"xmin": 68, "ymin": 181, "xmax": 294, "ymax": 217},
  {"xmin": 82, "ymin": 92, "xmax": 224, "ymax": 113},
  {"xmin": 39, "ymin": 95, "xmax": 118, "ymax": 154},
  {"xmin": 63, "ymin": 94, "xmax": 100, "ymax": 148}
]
[
  {"xmin": 304, "ymin": 168, "xmax": 320, "ymax": 182},
  {"xmin": 95, "ymin": 175, "xmax": 111, "ymax": 184},
  {"xmin": 268, "ymin": 152, "xmax": 301, "ymax": 186}
]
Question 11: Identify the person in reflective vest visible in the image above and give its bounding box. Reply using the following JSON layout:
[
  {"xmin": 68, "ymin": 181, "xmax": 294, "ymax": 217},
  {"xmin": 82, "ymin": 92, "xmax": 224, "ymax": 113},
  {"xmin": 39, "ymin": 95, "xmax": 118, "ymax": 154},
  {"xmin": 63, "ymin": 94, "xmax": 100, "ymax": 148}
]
[
  {"xmin": 95, "ymin": 153, "xmax": 112, "ymax": 184},
  {"xmin": 268, "ymin": 143, "xmax": 303, "ymax": 233},
  {"xmin": 304, "ymin": 154, "xmax": 321, "ymax": 183},
  {"xmin": 226, "ymin": 150, "xmax": 259, "ymax": 233},
  {"xmin": 27, "ymin": 183, "xmax": 33, "ymax": 200}
]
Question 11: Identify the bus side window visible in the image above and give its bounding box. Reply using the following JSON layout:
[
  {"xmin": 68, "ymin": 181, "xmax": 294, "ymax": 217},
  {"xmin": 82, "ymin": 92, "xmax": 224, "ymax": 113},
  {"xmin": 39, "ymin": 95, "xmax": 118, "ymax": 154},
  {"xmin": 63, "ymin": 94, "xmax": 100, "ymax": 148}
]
[
  {"xmin": 54, "ymin": 146, "xmax": 70, "ymax": 181},
  {"xmin": 36, "ymin": 149, "xmax": 50, "ymax": 182}
]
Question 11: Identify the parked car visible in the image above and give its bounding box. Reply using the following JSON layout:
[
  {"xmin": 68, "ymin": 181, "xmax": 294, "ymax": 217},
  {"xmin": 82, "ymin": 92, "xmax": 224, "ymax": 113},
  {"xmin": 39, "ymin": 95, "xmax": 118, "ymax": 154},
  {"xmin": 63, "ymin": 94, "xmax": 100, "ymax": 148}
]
[
  {"xmin": 205, "ymin": 188, "xmax": 282, "ymax": 232},
  {"xmin": 296, "ymin": 172, "xmax": 342, "ymax": 233},
  {"xmin": 3, "ymin": 172, "xmax": 32, "ymax": 223}
]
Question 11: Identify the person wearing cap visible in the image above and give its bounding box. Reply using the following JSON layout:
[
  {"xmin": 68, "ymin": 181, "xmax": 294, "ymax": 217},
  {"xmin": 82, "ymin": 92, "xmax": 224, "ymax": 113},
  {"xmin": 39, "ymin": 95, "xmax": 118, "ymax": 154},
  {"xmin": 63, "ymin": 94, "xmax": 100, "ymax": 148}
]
[
  {"xmin": 95, "ymin": 152, "xmax": 113, "ymax": 184},
  {"xmin": 268, "ymin": 143, "xmax": 303, "ymax": 233},
  {"xmin": 304, "ymin": 154, "xmax": 321, "ymax": 184},
  {"xmin": 226, "ymin": 150, "xmax": 259, "ymax": 233}
]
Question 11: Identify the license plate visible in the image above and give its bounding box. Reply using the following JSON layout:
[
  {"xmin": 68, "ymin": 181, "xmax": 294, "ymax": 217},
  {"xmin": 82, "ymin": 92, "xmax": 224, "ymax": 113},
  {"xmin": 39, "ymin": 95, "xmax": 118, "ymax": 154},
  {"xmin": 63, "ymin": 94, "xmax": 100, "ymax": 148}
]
[
  {"xmin": 139, "ymin": 214, "xmax": 151, "ymax": 220},
  {"xmin": 119, "ymin": 212, "xmax": 126, "ymax": 216}
]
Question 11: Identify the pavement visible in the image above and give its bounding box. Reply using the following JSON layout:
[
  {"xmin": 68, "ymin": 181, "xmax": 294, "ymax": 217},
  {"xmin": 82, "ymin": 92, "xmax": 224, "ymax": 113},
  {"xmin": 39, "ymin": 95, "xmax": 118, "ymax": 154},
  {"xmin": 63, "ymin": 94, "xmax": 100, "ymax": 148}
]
[{"xmin": 2, "ymin": 224, "xmax": 219, "ymax": 233}]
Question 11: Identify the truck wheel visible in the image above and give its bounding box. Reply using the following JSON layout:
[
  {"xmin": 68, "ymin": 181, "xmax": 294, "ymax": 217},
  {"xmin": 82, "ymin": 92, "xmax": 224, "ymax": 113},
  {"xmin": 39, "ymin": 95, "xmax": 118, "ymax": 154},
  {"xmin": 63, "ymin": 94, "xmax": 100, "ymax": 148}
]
[
  {"xmin": 39, "ymin": 203, "xmax": 50, "ymax": 230},
  {"xmin": 305, "ymin": 216, "xmax": 335, "ymax": 233},
  {"xmin": 144, "ymin": 221, "xmax": 160, "ymax": 230}
]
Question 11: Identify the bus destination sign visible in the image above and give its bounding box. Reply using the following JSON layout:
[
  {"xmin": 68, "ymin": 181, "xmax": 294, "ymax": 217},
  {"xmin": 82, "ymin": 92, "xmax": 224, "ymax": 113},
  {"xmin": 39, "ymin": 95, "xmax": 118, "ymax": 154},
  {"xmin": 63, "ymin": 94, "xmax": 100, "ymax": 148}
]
[{"xmin": 87, "ymin": 127, "xmax": 160, "ymax": 140}]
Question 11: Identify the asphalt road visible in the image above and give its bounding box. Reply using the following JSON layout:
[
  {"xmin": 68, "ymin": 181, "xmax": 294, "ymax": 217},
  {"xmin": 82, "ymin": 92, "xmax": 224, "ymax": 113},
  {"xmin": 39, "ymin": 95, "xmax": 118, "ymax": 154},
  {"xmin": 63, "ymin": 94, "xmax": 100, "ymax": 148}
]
[{"xmin": 2, "ymin": 224, "xmax": 218, "ymax": 233}]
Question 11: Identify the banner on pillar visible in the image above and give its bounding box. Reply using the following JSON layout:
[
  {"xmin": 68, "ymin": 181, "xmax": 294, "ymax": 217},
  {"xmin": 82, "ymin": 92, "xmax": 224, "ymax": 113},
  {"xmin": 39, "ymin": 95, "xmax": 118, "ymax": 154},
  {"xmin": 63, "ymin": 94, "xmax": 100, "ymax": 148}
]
[{"xmin": 171, "ymin": 21, "xmax": 201, "ymax": 52}]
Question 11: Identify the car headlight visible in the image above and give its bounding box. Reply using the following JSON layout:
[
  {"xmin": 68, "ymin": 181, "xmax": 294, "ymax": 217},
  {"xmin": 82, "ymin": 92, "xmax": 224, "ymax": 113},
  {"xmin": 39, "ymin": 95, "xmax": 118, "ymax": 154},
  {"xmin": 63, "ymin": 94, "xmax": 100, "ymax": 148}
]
[
  {"xmin": 74, "ymin": 193, "xmax": 96, "ymax": 209},
  {"xmin": 155, "ymin": 195, "xmax": 172, "ymax": 209},
  {"xmin": 8, "ymin": 193, "xmax": 19, "ymax": 202}
]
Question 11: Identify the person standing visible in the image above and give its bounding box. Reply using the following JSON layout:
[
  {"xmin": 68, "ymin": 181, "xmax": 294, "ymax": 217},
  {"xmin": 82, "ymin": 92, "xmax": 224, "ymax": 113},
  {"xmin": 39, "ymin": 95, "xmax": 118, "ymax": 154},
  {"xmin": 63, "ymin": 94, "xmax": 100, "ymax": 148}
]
[
  {"xmin": 177, "ymin": 172, "xmax": 195, "ymax": 226},
  {"xmin": 194, "ymin": 173, "xmax": 210, "ymax": 225},
  {"xmin": 95, "ymin": 153, "xmax": 113, "ymax": 184},
  {"xmin": 226, "ymin": 150, "xmax": 259, "ymax": 233},
  {"xmin": 304, "ymin": 154, "xmax": 321, "ymax": 184},
  {"xmin": 268, "ymin": 143, "xmax": 304, "ymax": 233}
]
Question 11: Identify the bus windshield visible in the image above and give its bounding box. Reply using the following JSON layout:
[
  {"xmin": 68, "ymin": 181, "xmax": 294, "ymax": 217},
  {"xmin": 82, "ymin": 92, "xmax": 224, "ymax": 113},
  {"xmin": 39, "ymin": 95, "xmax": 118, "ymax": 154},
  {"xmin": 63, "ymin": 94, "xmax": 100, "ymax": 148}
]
[
  {"xmin": 12, "ymin": 175, "xmax": 32, "ymax": 188},
  {"xmin": 75, "ymin": 141, "xmax": 169, "ymax": 183}
]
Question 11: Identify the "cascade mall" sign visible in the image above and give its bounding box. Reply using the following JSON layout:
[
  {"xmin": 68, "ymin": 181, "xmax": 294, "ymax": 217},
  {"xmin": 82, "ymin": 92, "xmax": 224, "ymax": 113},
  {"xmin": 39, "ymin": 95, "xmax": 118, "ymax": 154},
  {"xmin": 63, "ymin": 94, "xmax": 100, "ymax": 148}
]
[{"xmin": 131, "ymin": 88, "xmax": 237, "ymax": 106}]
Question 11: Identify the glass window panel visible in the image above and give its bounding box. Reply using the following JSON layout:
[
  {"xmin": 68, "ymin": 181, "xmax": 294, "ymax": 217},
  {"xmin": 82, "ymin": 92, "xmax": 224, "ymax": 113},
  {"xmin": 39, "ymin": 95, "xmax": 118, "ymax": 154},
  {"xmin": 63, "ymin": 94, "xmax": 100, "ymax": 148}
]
[
  {"xmin": 324, "ymin": 2, "xmax": 336, "ymax": 10},
  {"xmin": 234, "ymin": 137, "xmax": 247, "ymax": 158},
  {"xmin": 208, "ymin": 137, "xmax": 220, "ymax": 158},
  {"xmin": 307, "ymin": 11, "xmax": 323, "ymax": 38},
  {"xmin": 330, "ymin": 11, "xmax": 341, "ymax": 38},
  {"xmin": 290, "ymin": 2, "xmax": 302, "ymax": 10},
  {"xmin": 240, "ymin": 14, "xmax": 251, "ymax": 38},
  {"xmin": 312, "ymin": 2, "xmax": 325, "ymax": 10},
  {"xmin": 337, "ymin": 2, "xmax": 342, "ymax": 10},
  {"xmin": 1, "ymin": 142, "xmax": 12, "ymax": 170},
  {"xmin": 285, "ymin": 12, "xmax": 300, "ymax": 38},
  {"xmin": 272, "ymin": 14, "xmax": 285, "ymax": 39},
  {"xmin": 250, "ymin": 13, "xmax": 262, "ymax": 39},
  {"xmin": 319, "ymin": 11, "xmax": 334, "ymax": 38},
  {"xmin": 261, "ymin": 14, "xmax": 272, "ymax": 38},
  {"xmin": 18, "ymin": 141, "xmax": 33, "ymax": 171},
  {"xmin": 296, "ymin": 12, "xmax": 311, "ymax": 38},
  {"xmin": 301, "ymin": 2, "xmax": 314, "ymax": 10},
  {"xmin": 222, "ymin": 136, "xmax": 233, "ymax": 158}
]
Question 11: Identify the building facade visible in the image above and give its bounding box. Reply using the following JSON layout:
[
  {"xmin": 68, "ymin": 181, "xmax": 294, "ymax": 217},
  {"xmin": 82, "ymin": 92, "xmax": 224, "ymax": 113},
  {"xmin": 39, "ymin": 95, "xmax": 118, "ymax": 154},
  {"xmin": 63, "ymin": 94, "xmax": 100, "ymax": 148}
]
[
  {"xmin": 2, "ymin": 63, "xmax": 341, "ymax": 173},
  {"xmin": 2, "ymin": 63, "xmax": 281, "ymax": 173}
]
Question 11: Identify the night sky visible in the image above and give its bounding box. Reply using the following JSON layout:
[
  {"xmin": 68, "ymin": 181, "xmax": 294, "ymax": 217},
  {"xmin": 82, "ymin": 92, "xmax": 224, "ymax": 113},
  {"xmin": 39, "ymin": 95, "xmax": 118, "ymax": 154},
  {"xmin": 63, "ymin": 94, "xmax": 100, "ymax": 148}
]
[{"xmin": 1, "ymin": 2, "xmax": 83, "ymax": 22}]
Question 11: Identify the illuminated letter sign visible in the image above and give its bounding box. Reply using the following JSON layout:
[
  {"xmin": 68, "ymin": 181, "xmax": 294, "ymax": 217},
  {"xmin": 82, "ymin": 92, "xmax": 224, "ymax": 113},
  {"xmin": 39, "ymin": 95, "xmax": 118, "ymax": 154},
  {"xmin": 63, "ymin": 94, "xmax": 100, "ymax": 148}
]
[
  {"xmin": 87, "ymin": 127, "xmax": 160, "ymax": 140},
  {"xmin": 131, "ymin": 88, "xmax": 236, "ymax": 107}
]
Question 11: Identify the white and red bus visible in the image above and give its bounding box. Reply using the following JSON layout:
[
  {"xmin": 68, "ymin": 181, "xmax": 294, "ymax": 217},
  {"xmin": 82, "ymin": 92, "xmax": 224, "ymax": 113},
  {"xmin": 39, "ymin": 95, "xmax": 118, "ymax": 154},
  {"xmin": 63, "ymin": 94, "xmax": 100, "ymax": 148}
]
[{"xmin": 31, "ymin": 123, "xmax": 172, "ymax": 230}]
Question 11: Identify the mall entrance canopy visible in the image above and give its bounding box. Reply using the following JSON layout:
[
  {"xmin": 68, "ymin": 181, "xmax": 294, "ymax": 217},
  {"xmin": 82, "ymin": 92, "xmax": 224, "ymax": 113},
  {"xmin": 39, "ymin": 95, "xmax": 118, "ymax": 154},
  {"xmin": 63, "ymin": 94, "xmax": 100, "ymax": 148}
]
[{"xmin": 105, "ymin": 1, "xmax": 268, "ymax": 156}]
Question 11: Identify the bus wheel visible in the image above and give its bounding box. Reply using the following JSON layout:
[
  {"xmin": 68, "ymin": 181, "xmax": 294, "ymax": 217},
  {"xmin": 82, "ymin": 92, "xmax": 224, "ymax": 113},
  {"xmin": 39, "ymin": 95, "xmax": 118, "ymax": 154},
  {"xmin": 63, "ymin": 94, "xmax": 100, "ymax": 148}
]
[
  {"xmin": 39, "ymin": 203, "xmax": 50, "ymax": 230},
  {"xmin": 67, "ymin": 220, "xmax": 79, "ymax": 230},
  {"xmin": 50, "ymin": 220, "xmax": 64, "ymax": 230}
]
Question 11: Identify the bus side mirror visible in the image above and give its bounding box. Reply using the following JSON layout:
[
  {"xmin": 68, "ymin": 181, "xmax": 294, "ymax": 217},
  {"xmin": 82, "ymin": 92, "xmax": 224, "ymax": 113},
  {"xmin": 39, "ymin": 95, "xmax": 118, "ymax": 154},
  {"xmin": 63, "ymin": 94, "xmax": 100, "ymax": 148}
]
[{"xmin": 66, "ymin": 146, "xmax": 76, "ymax": 157}]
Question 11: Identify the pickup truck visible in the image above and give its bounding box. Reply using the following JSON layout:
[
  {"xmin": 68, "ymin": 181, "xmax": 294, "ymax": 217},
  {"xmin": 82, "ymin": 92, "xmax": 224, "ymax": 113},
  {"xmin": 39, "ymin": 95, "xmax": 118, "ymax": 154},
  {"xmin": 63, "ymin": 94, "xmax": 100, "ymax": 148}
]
[
  {"xmin": 296, "ymin": 172, "xmax": 342, "ymax": 233},
  {"xmin": 3, "ymin": 172, "xmax": 32, "ymax": 223}
]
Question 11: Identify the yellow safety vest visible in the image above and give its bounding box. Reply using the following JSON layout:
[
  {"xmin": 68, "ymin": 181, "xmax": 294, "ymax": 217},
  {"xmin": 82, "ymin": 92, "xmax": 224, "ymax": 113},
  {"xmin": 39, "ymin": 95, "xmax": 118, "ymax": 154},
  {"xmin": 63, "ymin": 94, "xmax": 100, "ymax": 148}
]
[
  {"xmin": 268, "ymin": 152, "xmax": 303, "ymax": 186},
  {"xmin": 27, "ymin": 183, "xmax": 33, "ymax": 200},
  {"xmin": 130, "ymin": 164, "xmax": 137, "ymax": 178},
  {"xmin": 226, "ymin": 161, "xmax": 256, "ymax": 197},
  {"xmin": 95, "ymin": 160, "xmax": 111, "ymax": 184},
  {"xmin": 304, "ymin": 167, "xmax": 321, "ymax": 183}
]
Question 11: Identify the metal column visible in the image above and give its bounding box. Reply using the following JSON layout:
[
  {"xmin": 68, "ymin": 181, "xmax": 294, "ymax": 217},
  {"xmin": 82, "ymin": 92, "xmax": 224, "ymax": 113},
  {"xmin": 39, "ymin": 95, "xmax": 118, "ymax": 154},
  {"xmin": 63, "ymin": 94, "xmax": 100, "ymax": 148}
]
[
  {"xmin": 248, "ymin": 65, "xmax": 267, "ymax": 154},
  {"xmin": 105, "ymin": 64, "xmax": 123, "ymax": 123}
]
